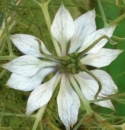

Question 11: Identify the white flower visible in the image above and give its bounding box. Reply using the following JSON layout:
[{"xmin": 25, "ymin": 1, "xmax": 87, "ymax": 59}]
[{"xmin": 2, "ymin": 5, "xmax": 122, "ymax": 130}]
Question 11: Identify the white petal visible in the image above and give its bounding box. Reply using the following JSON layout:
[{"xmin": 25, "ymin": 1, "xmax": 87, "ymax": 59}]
[
  {"xmin": 78, "ymin": 70, "xmax": 117, "ymax": 95},
  {"xmin": 78, "ymin": 25, "xmax": 116, "ymax": 53},
  {"xmin": 51, "ymin": 5, "xmax": 75, "ymax": 55},
  {"xmin": 7, "ymin": 67, "xmax": 55, "ymax": 91},
  {"xmin": 94, "ymin": 99, "xmax": 115, "ymax": 110},
  {"xmin": 89, "ymin": 69, "xmax": 118, "ymax": 95},
  {"xmin": 74, "ymin": 74, "xmax": 98, "ymax": 100},
  {"xmin": 2, "ymin": 55, "xmax": 56, "ymax": 76},
  {"xmin": 68, "ymin": 10, "xmax": 96, "ymax": 54},
  {"xmin": 74, "ymin": 74, "xmax": 114, "ymax": 110},
  {"xmin": 11, "ymin": 34, "xmax": 51, "ymax": 57},
  {"xmin": 80, "ymin": 48, "xmax": 122, "ymax": 67},
  {"xmin": 57, "ymin": 74, "xmax": 80, "ymax": 130},
  {"xmin": 26, "ymin": 72, "xmax": 61, "ymax": 115}
]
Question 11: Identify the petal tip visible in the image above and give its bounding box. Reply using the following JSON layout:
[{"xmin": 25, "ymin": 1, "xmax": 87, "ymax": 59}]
[
  {"xmin": 91, "ymin": 8, "xmax": 96, "ymax": 14},
  {"xmin": 109, "ymin": 24, "xmax": 116, "ymax": 31},
  {"xmin": 60, "ymin": 3, "xmax": 65, "ymax": 9},
  {"xmin": 111, "ymin": 105, "xmax": 115, "ymax": 111},
  {"xmin": 10, "ymin": 34, "xmax": 18, "ymax": 39},
  {"xmin": 26, "ymin": 107, "xmax": 32, "ymax": 116},
  {"xmin": 114, "ymin": 89, "xmax": 118, "ymax": 93},
  {"xmin": 26, "ymin": 111, "xmax": 31, "ymax": 116},
  {"xmin": 119, "ymin": 49, "xmax": 124, "ymax": 54},
  {"xmin": 116, "ymin": 49, "xmax": 124, "ymax": 56}
]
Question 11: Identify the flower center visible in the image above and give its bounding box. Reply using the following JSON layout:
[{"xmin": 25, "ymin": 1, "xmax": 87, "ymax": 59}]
[{"xmin": 57, "ymin": 52, "xmax": 83, "ymax": 74}]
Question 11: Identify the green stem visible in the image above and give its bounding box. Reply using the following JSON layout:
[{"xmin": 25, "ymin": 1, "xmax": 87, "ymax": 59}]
[
  {"xmin": 0, "ymin": 69, "xmax": 7, "ymax": 79},
  {"xmin": 46, "ymin": 0, "xmax": 51, "ymax": 4},
  {"xmin": 113, "ymin": 35, "xmax": 125, "ymax": 41},
  {"xmin": 123, "ymin": 0, "xmax": 125, "ymax": 4},
  {"xmin": 39, "ymin": 122, "xmax": 43, "ymax": 130},
  {"xmin": 32, "ymin": 105, "xmax": 47, "ymax": 130},
  {"xmin": 4, "ymin": 11, "xmax": 13, "ymax": 55},
  {"xmin": 0, "ymin": 19, "xmax": 16, "ymax": 49},
  {"xmin": 39, "ymin": 2, "xmax": 61, "ymax": 56},
  {"xmin": 0, "ymin": 105, "xmax": 5, "ymax": 125},
  {"xmin": 47, "ymin": 121, "xmax": 60, "ymax": 130},
  {"xmin": 90, "ymin": 97, "xmax": 108, "ymax": 103},
  {"xmin": 73, "ymin": 113, "xmax": 88, "ymax": 130},
  {"xmin": 78, "ymin": 35, "xmax": 109, "ymax": 59},
  {"xmin": 82, "ymin": 68, "xmax": 102, "ymax": 99},
  {"xmin": 41, "ymin": 0, "xmax": 45, "ymax": 3},
  {"xmin": 94, "ymin": 113, "xmax": 116, "ymax": 130},
  {"xmin": 69, "ymin": 75, "xmax": 93, "ymax": 115},
  {"xmin": 0, "ymin": 55, "xmax": 17, "ymax": 60},
  {"xmin": 109, "ymin": 13, "xmax": 125, "ymax": 25},
  {"xmin": 97, "ymin": 0, "xmax": 108, "ymax": 27},
  {"xmin": 0, "ymin": 20, "xmax": 5, "ymax": 37},
  {"xmin": 5, "ymin": 103, "xmax": 23, "ymax": 113},
  {"xmin": 60, "ymin": 41, "xmax": 66, "ymax": 56},
  {"xmin": 48, "ymin": 84, "xmax": 59, "ymax": 108},
  {"xmin": 0, "ymin": 127, "xmax": 12, "ymax": 130},
  {"xmin": 31, "ymin": 0, "xmax": 41, "ymax": 6},
  {"xmin": 0, "ymin": 112, "xmax": 35, "ymax": 118},
  {"xmin": 114, "ymin": 71, "xmax": 125, "ymax": 79}
]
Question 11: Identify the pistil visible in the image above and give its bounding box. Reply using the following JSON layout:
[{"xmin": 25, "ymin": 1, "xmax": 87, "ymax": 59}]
[{"xmin": 57, "ymin": 52, "xmax": 83, "ymax": 74}]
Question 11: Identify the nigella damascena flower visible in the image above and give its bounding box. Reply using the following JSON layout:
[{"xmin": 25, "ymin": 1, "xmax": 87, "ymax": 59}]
[{"xmin": 2, "ymin": 5, "xmax": 122, "ymax": 129}]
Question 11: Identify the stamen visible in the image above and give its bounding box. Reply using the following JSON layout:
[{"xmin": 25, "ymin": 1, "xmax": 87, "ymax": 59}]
[
  {"xmin": 35, "ymin": 38, "xmax": 67, "ymax": 61},
  {"xmin": 81, "ymin": 67, "xmax": 102, "ymax": 99},
  {"xmin": 78, "ymin": 35, "xmax": 110, "ymax": 59}
]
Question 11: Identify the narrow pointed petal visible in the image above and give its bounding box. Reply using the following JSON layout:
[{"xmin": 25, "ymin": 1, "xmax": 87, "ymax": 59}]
[
  {"xmin": 80, "ymin": 48, "xmax": 122, "ymax": 67},
  {"xmin": 51, "ymin": 5, "xmax": 75, "ymax": 55},
  {"xmin": 68, "ymin": 10, "xmax": 96, "ymax": 54},
  {"xmin": 2, "ymin": 55, "xmax": 56, "ymax": 76},
  {"xmin": 74, "ymin": 74, "xmax": 98, "ymax": 100},
  {"xmin": 57, "ymin": 74, "xmax": 80, "ymax": 130},
  {"xmin": 7, "ymin": 68, "xmax": 55, "ymax": 91},
  {"xmin": 94, "ymin": 100, "xmax": 115, "ymax": 110},
  {"xmin": 78, "ymin": 70, "xmax": 118, "ymax": 95},
  {"xmin": 26, "ymin": 72, "xmax": 61, "ymax": 115},
  {"xmin": 74, "ymin": 74, "xmax": 114, "ymax": 110},
  {"xmin": 90, "ymin": 69, "xmax": 118, "ymax": 95},
  {"xmin": 78, "ymin": 25, "xmax": 116, "ymax": 53},
  {"xmin": 11, "ymin": 34, "xmax": 51, "ymax": 57}
]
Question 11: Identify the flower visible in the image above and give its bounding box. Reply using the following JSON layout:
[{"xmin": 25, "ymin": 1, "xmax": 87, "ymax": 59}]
[{"xmin": 2, "ymin": 5, "xmax": 122, "ymax": 129}]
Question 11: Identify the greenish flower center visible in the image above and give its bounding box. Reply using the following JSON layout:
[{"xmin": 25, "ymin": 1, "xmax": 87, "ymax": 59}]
[{"xmin": 57, "ymin": 52, "xmax": 84, "ymax": 74}]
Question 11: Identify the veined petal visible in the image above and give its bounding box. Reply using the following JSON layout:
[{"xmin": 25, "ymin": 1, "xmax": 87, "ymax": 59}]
[
  {"xmin": 51, "ymin": 5, "xmax": 75, "ymax": 55},
  {"xmin": 74, "ymin": 74, "xmax": 98, "ymax": 100},
  {"xmin": 7, "ymin": 67, "xmax": 55, "ymax": 91},
  {"xmin": 26, "ymin": 72, "xmax": 61, "ymax": 115},
  {"xmin": 2, "ymin": 55, "xmax": 56, "ymax": 76},
  {"xmin": 94, "ymin": 100, "xmax": 115, "ymax": 110},
  {"xmin": 78, "ymin": 70, "xmax": 117, "ymax": 95},
  {"xmin": 89, "ymin": 69, "xmax": 117, "ymax": 95},
  {"xmin": 57, "ymin": 74, "xmax": 80, "ymax": 130},
  {"xmin": 74, "ymin": 74, "xmax": 114, "ymax": 110},
  {"xmin": 80, "ymin": 48, "xmax": 122, "ymax": 67},
  {"xmin": 11, "ymin": 34, "xmax": 51, "ymax": 57},
  {"xmin": 78, "ymin": 25, "xmax": 116, "ymax": 53},
  {"xmin": 68, "ymin": 9, "xmax": 96, "ymax": 54}
]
